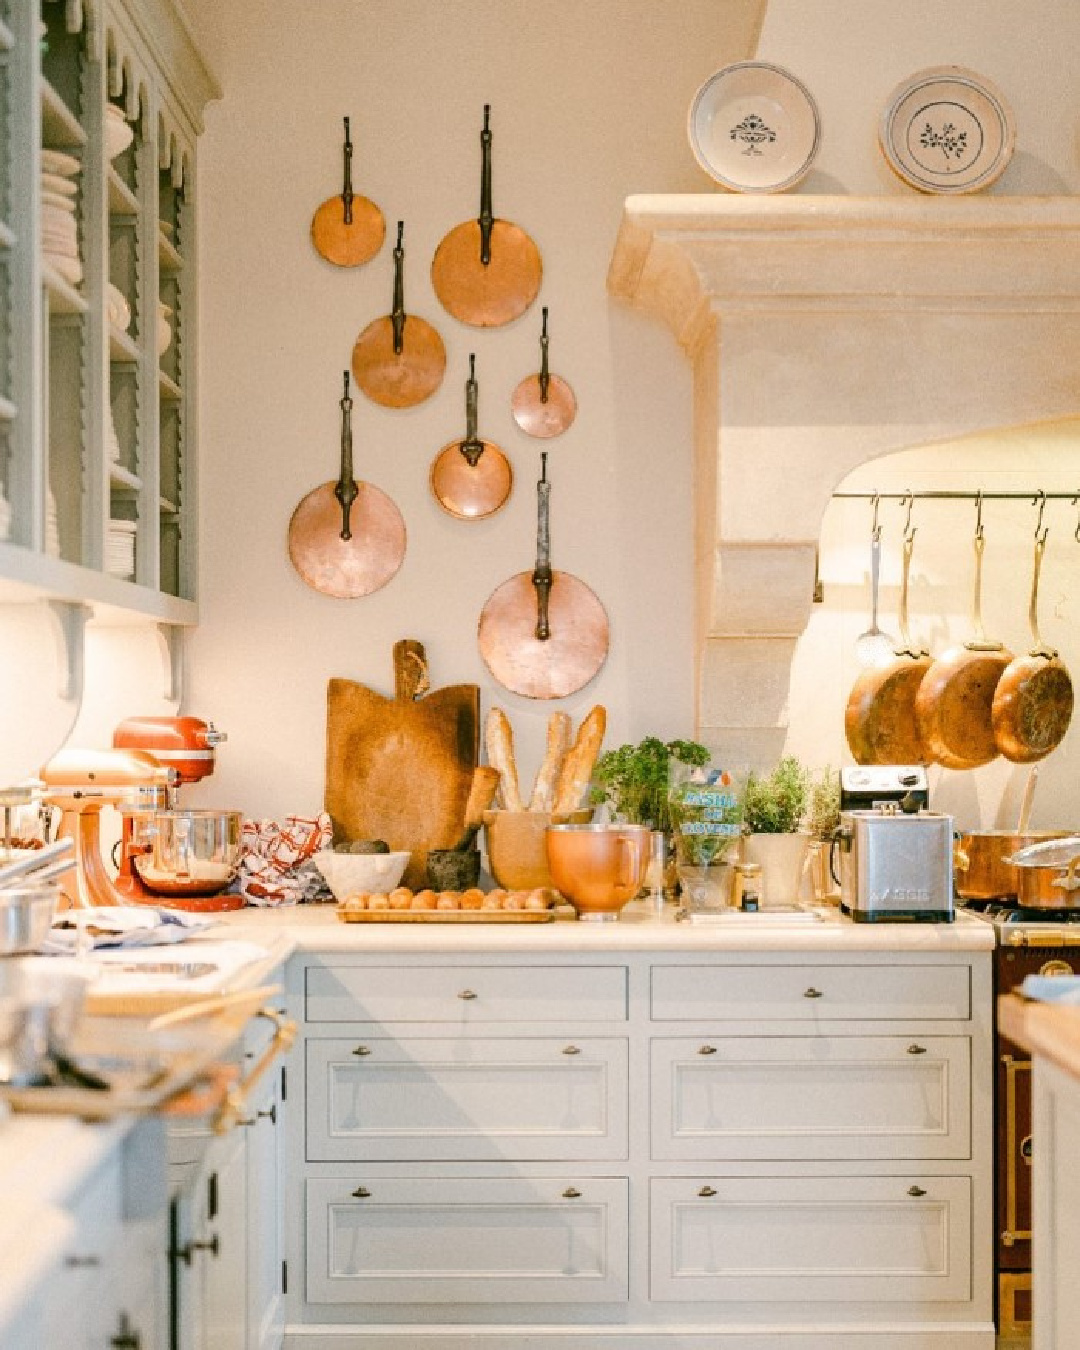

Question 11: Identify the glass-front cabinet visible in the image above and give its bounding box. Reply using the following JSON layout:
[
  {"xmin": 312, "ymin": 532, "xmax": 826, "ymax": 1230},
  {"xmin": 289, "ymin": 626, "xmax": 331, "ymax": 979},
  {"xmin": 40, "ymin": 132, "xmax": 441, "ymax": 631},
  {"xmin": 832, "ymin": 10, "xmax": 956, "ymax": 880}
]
[{"xmin": 0, "ymin": 0, "xmax": 216, "ymax": 621}]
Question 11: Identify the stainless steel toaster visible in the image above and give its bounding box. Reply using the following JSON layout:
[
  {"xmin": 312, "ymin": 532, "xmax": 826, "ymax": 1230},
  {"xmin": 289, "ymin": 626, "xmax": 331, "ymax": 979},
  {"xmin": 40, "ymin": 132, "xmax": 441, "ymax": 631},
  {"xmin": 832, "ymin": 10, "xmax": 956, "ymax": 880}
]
[{"xmin": 836, "ymin": 809, "xmax": 954, "ymax": 923}]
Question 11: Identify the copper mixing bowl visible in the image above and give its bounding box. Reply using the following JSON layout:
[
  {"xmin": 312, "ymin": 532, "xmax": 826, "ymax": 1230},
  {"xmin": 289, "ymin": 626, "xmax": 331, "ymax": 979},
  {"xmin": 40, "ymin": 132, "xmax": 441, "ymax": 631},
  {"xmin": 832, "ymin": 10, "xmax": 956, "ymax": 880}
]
[{"xmin": 545, "ymin": 823, "xmax": 650, "ymax": 921}]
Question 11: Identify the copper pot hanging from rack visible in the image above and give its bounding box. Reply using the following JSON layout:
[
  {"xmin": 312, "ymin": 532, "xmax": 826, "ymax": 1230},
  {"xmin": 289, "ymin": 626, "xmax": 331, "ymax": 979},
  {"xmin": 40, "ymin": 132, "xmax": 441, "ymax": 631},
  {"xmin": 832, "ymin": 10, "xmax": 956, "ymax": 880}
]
[
  {"xmin": 310, "ymin": 117, "xmax": 385, "ymax": 268},
  {"xmin": 429, "ymin": 354, "xmax": 513, "ymax": 520},
  {"xmin": 430, "ymin": 105, "xmax": 542, "ymax": 328},
  {"xmin": 510, "ymin": 307, "xmax": 577, "ymax": 438},
  {"xmin": 287, "ymin": 371, "xmax": 405, "ymax": 598},
  {"xmin": 478, "ymin": 452, "xmax": 608, "ymax": 700},
  {"xmin": 352, "ymin": 221, "xmax": 446, "ymax": 409}
]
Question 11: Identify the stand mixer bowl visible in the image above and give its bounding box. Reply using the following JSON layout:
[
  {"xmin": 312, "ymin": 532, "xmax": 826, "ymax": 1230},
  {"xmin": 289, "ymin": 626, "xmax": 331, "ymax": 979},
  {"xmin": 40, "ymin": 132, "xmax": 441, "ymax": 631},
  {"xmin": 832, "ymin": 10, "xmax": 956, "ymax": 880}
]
[{"xmin": 133, "ymin": 809, "xmax": 242, "ymax": 899}]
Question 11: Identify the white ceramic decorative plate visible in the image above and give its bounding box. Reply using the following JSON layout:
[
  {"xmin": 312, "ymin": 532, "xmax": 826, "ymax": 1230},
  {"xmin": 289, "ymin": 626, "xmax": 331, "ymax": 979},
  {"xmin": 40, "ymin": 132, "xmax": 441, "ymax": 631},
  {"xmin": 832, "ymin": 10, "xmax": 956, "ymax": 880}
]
[
  {"xmin": 879, "ymin": 66, "xmax": 1015, "ymax": 193},
  {"xmin": 688, "ymin": 61, "xmax": 821, "ymax": 193},
  {"xmin": 39, "ymin": 148, "xmax": 80, "ymax": 178}
]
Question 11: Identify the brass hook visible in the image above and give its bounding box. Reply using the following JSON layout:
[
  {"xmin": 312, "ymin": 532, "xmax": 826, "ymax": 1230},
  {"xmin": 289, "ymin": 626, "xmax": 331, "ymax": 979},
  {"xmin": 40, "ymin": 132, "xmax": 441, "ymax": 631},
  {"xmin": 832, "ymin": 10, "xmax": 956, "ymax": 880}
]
[
  {"xmin": 870, "ymin": 492, "xmax": 881, "ymax": 542},
  {"xmin": 1074, "ymin": 490, "xmax": 1080, "ymax": 543},
  {"xmin": 974, "ymin": 490, "xmax": 984, "ymax": 542},
  {"xmin": 900, "ymin": 490, "xmax": 916, "ymax": 543},
  {"xmin": 1033, "ymin": 489, "xmax": 1048, "ymax": 546}
]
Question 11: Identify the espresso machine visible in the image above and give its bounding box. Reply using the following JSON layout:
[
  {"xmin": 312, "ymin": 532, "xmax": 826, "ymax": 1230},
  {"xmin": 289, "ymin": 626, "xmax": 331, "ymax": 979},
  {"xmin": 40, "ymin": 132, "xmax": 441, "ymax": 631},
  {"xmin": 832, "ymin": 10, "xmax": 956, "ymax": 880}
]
[{"xmin": 41, "ymin": 716, "xmax": 243, "ymax": 912}]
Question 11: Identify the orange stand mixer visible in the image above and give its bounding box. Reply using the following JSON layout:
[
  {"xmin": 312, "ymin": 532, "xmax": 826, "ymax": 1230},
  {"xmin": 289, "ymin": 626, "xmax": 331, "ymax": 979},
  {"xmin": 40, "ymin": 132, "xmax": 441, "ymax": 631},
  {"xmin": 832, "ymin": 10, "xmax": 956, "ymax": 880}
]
[{"xmin": 41, "ymin": 717, "xmax": 244, "ymax": 912}]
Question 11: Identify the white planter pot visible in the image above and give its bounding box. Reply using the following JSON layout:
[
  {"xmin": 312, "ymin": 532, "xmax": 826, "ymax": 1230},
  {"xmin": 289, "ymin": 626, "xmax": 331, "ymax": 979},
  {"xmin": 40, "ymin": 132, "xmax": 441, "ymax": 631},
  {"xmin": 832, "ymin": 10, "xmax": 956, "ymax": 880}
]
[{"xmin": 741, "ymin": 832, "xmax": 811, "ymax": 907}]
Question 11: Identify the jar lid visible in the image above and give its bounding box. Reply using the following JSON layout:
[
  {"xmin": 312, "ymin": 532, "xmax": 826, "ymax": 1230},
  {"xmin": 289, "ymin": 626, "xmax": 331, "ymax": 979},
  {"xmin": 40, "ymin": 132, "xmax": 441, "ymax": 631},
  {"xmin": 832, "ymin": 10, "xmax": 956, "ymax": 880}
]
[{"xmin": 735, "ymin": 861, "xmax": 762, "ymax": 876}]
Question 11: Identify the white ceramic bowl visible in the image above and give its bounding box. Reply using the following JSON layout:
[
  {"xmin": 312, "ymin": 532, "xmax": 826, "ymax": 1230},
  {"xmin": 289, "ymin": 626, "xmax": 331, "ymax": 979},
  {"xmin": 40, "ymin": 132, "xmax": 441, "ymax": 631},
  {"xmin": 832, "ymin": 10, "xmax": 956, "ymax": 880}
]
[{"xmin": 312, "ymin": 849, "xmax": 409, "ymax": 900}]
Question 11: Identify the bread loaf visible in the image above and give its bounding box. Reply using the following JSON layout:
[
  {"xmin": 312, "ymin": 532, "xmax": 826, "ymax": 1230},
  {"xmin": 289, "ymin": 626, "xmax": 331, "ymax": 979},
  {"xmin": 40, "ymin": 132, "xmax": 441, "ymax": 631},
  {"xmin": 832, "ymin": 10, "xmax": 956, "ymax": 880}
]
[
  {"xmin": 552, "ymin": 705, "xmax": 607, "ymax": 814},
  {"xmin": 528, "ymin": 711, "xmax": 571, "ymax": 811},
  {"xmin": 484, "ymin": 707, "xmax": 523, "ymax": 811}
]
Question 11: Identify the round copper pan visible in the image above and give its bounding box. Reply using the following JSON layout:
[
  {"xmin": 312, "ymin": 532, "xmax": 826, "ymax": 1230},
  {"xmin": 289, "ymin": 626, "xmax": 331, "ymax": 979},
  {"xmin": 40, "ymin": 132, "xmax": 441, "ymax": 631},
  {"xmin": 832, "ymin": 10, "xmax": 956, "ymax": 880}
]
[
  {"xmin": 478, "ymin": 570, "xmax": 609, "ymax": 700},
  {"xmin": 352, "ymin": 221, "xmax": 446, "ymax": 408},
  {"xmin": 991, "ymin": 531, "xmax": 1074, "ymax": 763},
  {"xmin": 429, "ymin": 439, "xmax": 512, "ymax": 520},
  {"xmin": 430, "ymin": 106, "xmax": 541, "ymax": 328},
  {"xmin": 310, "ymin": 119, "xmax": 384, "ymax": 268},
  {"xmin": 511, "ymin": 307, "xmax": 577, "ymax": 438},
  {"xmin": 288, "ymin": 481, "xmax": 405, "ymax": 598}
]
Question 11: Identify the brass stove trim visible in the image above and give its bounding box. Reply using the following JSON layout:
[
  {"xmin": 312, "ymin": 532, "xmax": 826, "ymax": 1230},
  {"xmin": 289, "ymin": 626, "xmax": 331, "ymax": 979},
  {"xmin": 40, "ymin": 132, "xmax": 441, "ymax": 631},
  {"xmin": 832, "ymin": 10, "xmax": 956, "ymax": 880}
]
[{"xmin": 1001, "ymin": 1053, "xmax": 1032, "ymax": 1249}]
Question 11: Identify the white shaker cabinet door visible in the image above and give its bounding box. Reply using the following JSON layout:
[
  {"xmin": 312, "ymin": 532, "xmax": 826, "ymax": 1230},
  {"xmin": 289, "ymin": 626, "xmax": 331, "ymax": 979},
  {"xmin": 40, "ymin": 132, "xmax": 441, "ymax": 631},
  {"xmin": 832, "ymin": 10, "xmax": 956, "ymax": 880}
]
[
  {"xmin": 1033, "ymin": 1058, "xmax": 1080, "ymax": 1350},
  {"xmin": 651, "ymin": 1034, "xmax": 971, "ymax": 1160},
  {"xmin": 306, "ymin": 1035, "xmax": 629, "ymax": 1162},
  {"xmin": 651, "ymin": 1174, "xmax": 973, "ymax": 1304}
]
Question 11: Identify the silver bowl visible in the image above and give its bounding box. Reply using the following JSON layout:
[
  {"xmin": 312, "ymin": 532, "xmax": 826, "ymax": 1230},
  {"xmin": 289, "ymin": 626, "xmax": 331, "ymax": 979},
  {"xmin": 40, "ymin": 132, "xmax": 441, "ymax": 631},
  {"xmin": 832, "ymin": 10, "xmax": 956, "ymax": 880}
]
[{"xmin": 0, "ymin": 883, "xmax": 60, "ymax": 954}]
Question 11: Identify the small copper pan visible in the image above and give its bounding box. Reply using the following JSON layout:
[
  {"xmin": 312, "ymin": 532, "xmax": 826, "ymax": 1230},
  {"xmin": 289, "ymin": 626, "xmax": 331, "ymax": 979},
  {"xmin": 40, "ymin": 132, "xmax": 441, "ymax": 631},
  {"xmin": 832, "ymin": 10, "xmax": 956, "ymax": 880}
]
[
  {"xmin": 991, "ymin": 526, "xmax": 1074, "ymax": 763},
  {"xmin": 310, "ymin": 117, "xmax": 385, "ymax": 268},
  {"xmin": 288, "ymin": 372, "xmax": 405, "ymax": 598},
  {"xmin": 478, "ymin": 453, "xmax": 609, "ymax": 700},
  {"xmin": 431, "ymin": 105, "xmax": 542, "ymax": 328},
  {"xmin": 511, "ymin": 307, "xmax": 577, "ymax": 439},
  {"xmin": 430, "ymin": 354, "xmax": 512, "ymax": 520},
  {"xmin": 352, "ymin": 221, "xmax": 446, "ymax": 409}
]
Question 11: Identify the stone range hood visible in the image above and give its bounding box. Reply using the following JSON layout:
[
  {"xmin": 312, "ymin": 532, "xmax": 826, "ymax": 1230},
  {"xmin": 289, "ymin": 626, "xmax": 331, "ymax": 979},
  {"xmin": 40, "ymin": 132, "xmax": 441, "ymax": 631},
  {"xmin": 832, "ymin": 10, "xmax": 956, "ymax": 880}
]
[{"xmin": 607, "ymin": 194, "xmax": 1080, "ymax": 768}]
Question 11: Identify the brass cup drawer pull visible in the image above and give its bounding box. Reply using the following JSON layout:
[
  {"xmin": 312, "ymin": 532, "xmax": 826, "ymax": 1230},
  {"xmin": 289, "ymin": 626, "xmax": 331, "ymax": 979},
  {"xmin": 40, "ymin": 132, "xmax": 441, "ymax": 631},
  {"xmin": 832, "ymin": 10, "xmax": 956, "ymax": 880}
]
[
  {"xmin": 562, "ymin": 1187, "xmax": 581, "ymax": 1199},
  {"xmin": 804, "ymin": 987, "xmax": 823, "ymax": 999},
  {"xmin": 353, "ymin": 1045, "xmax": 372, "ymax": 1056},
  {"xmin": 698, "ymin": 1044, "xmax": 717, "ymax": 1055},
  {"xmin": 908, "ymin": 1185, "xmax": 927, "ymax": 1197},
  {"xmin": 352, "ymin": 1186, "xmax": 371, "ymax": 1198},
  {"xmin": 562, "ymin": 1045, "xmax": 580, "ymax": 1055},
  {"xmin": 698, "ymin": 1185, "xmax": 717, "ymax": 1198},
  {"xmin": 458, "ymin": 989, "xmax": 478, "ymax": 1001},
  {"xmin": 65, "ymin": 1253, "xmax": 102, "ymax": 1269},
  {"xmin": 907, "ymin": 1044, "xmax": 928, "ymax": 1055}
]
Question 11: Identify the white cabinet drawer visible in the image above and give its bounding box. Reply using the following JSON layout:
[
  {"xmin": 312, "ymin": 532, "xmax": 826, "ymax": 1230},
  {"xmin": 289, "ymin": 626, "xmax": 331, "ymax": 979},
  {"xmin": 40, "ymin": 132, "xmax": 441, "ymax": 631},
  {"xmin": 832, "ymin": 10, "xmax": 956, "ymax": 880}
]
[
  {"xmin": 651, "ymin": 962, "xmax": 970, "ymax": 1021},
  {"xmin": 306, "ymin": 1175, "xmax": 629, "ymax": 1305},
  {"xmin": 651, "ymin": 1035, "xmax": 970, "ymax": 1160},
  {"xmin": 650, "ymin": 1174, "xmax": 972, "ymax": 1303},
  {"xmin": 305, "ymin": 963, "xmax": 628, "ymax": 1023},
  {"xmin": 307, "ymin": 1036, "xmax": 628, "ymax": 1161}
]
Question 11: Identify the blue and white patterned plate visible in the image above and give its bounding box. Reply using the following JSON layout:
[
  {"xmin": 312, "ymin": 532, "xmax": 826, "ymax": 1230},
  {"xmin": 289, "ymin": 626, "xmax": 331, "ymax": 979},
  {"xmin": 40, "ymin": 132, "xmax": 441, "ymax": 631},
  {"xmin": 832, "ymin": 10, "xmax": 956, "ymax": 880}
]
[
  {"xmin": 688, "ymin": 61, "xmax": 821, "ymax": 194},
  {"xmin": 879, "ymin": 66, "xmax": 1015, "ymax": 194}
]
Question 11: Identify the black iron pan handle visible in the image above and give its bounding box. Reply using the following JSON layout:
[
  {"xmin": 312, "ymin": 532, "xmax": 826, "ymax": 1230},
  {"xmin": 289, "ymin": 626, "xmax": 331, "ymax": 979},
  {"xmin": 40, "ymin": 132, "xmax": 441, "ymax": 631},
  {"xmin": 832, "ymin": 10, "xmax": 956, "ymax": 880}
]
[
  {"xmin": 532, "ymin": 452, "xmax": 553, "ymax": 640},
  {"xmin": 334, "ymin": 370, "xmax": 359, "ymax": 540},
  {"xmin": 478, "ymin": 105, "xmax": 494, "ymax": 266},
  {"xmin": 459, "ymin": 354, "xmax": 485, "ymax": 467},
  {"xmin": 391, "ymin": 221, "xmax": 406, "ymax": 356},
  {"xmin": 340, "ymin": 116, "xmax": 354, "ymax": 226},
  {"xmin": 538, "ymin": 307, "xmax": 551, "ymax": 404}
]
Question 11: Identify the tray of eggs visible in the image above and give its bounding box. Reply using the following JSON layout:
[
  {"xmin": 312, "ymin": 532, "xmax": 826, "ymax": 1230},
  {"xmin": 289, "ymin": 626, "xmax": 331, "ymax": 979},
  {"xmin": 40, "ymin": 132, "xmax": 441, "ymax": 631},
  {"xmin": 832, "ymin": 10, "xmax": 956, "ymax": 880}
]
[{"xmin": 337, "ymin": 886, "xmax": 560, "ymax": 922}]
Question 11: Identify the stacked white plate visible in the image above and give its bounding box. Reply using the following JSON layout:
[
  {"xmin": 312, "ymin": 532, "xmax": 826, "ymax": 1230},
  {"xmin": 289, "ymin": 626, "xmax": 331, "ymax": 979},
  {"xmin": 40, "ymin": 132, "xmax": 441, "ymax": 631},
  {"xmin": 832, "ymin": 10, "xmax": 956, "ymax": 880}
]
[
  {"xmin": 40, "ymin": 149, "xmax": 82, "ymax": 286},
  {"xmin": 105, "ymin": 103, "xmax": 134, "ymax": 160},
  {"xmin": 105, "ymin": 519, "xmax": 136, "ymax": 579},
  {"xmin": 106, "ymin": 400, "xmax": 122, "ymax": 464},
  {"xmin": 157, "ymin": 300, "xmax": 173, "ymax": 356},
  {"xmin": 45, "ymin": 489, "xmax": 60, "ymax": 558},
  {"xmin": 107, "ymin": 282, "xmax": 131, "ymax": 332}
]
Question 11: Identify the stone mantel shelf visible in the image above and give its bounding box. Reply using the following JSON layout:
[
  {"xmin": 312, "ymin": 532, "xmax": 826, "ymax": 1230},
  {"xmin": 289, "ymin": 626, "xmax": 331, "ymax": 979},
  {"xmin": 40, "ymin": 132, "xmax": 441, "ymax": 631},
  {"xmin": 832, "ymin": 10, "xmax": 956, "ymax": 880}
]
[
  {"xmin": 606, "ymin": 193, "xmax": 1080, "ymax": 765},
  {"xmin": 608, "ymin": 194, "xmax": 1080, "ymax": 355}
]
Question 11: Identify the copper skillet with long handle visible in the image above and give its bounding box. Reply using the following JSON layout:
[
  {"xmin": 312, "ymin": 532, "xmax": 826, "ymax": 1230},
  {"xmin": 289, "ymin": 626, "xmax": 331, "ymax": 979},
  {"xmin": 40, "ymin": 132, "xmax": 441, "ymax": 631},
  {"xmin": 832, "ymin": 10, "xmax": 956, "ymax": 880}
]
[
  {"xmin": 915, "ymin": 512, "xmax": 1014, "ymax": 769},
  {"xmin": 310, "ymin": 117, "xmax": 385, "ymax": 268},
  {"xmin": 429, "ymin": 354, "xmax": 513, "ymax": 520},
  {"xmin": 352, "ymin": 221, "xmax": 446, "ymax": 409},
  {"xmin": 845, "ymin": 524, "xmax": 932, "ymax": 764},
  {"xmin": 991, "ymin": 519, "xmax": 1074, "ymax": 762},
  {"xmin": 287, "ymin": 372, "xmax": 405, "ymax": 598},
  {"xmin": 477, "ymin": 452, "xmax": 609, "ymax": 700},
  {"xmin": 511, "ymin": 307, "xmax": 577, "ymax": 438},
  {"xmin": 431, "ymin": 105, "xmax": 542, "ymax": 328}
]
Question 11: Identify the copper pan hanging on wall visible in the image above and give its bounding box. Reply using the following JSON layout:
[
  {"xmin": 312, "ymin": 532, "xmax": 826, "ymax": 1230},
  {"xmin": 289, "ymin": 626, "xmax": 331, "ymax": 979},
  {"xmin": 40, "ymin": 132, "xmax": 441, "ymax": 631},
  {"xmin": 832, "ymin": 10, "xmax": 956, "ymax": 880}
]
[
  {"xmin": 510, "ymin": 306, "xmax": 577, "ymax": 439},
  {"xmin": 310, "ymin": 117, "xmax": 385, "ymax": 268},
  {"xmin": 430, "ymin": 105, "xmax": 542, "ymax": 328},
  {"xmin": 287, "ymin": 372, "xmax": 405, "ymax": 598},
  {"xmin": 429, "ymin": 354, "xmax": 513, "ymax": 520},
  {"xmin": 352, "ymin": 221, "xmax": 446, "ymax": 409},
  {"xmin": 478, "ymin": 452, "xmax": 608, "ymax": 700}
]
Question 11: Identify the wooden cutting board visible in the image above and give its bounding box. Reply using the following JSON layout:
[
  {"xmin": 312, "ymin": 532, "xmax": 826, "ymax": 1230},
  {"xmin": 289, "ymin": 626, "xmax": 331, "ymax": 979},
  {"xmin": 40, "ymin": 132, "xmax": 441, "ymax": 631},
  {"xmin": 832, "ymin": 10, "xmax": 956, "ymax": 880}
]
[{"xmin": 325, "ymin": 639, "xmax": 479, "ymax": 889}]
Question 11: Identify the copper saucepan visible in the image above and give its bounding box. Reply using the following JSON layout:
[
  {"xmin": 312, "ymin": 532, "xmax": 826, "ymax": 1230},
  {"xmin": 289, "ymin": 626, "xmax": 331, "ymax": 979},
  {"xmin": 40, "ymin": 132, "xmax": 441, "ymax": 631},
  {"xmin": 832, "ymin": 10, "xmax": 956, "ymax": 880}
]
[
  {"xmin": 510, "ymin": 307, "xmax": 577, "ymax": 439},
  {"xmin": 915, "ymin": 523, "xmax": 1013, "ymax": 770},
  {"xmin": 1005, "ymin": 835, "xmax": 1080, "ymax": 908},
  {"xmin": 845, "ymin": 528, "xmax": 931, "ymax": 765},
  {"xmin": 310, "ymin": 117, "xmax": 385, "ymax": 268},
  {"xmin": 287, "ymin": 372, "xmax": 406, "ymax": 598},
  {"xmin": 431, "ymin": 105, "xmax": 542, "ymax": 328},
  {"xmin": 351, "ymin": 221, "xmax": 446, "ymax": 409},
  {"xmin": 991, "ymin": 527, "xmax": 1074, "ymax": 763},
  {"xmin": 954, "ymin": 830, "xmax": 1068, "ymax": 899}
]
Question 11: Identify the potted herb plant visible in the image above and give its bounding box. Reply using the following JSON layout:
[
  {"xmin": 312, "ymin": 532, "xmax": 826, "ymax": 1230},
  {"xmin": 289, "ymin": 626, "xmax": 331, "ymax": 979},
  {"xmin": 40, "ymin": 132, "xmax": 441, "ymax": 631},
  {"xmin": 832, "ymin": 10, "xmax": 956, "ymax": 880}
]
[
  {"xmin": 589, "ymin": 737, "xmax": 710, "ymax": 833},
  {"xmin": 804, "ymin": 765, "xmax": 841, "ymax": 901},
  {"xmin": 740, "ymin": 756, "xmax": 812, "ymax": 907}
]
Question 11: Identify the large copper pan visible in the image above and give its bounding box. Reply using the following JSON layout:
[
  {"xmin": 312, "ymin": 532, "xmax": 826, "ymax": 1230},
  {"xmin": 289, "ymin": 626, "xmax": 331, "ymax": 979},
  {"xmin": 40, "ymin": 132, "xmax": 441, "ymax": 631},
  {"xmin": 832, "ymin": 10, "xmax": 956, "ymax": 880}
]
[
  {"xmin": 287, "ymin": 372, "xmax": 405, "ymax": 598},
  {"xmin": 431, "ymin": 106, "xmax": 542, "ymax": 328},
  {"xmin": 991, "ymin": 529, "xmax": 1074, "ymax": 763},
  {"xmin": 310, "ymin": 117, "xmax": 385, "ymax": 268},
  {"xmin": 845, "ymin": 529, "xmax": 931, "ymax": 764},
  {"xmin": 352, "ymin": 221, "xmax": 446, "ymax": 409},
  {"xmin": 511, "ymin": 307, "xmax": 577, "ymax": 439},
  {"xmin": 478, "ymin": 453, "xmax": 608, "ymax": 700},
  {"xmin": 430, "ymin": 354, "xmax": 512, "ymax": 520},
  {"xmin": 915, "ymin": 526, "xmax": 1012, "ymax": 770}
]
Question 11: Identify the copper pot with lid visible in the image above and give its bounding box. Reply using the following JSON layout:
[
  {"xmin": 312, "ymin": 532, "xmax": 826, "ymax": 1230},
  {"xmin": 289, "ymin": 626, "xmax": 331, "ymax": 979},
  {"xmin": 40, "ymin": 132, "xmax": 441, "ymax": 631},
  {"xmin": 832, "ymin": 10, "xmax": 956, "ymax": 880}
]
[
  {"xmin": 1004, "ymin": 835, "xmax": 1080, "ymax": 909},
  {"xmin": 954, "ymin": 830, "xmax": 1068, "ymax": 900}
]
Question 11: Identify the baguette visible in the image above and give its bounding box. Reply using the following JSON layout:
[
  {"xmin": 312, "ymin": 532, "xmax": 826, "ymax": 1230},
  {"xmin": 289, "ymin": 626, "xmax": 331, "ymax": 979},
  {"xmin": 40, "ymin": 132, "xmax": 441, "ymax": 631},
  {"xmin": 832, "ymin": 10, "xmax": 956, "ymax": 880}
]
[
  {"xmin": 528, "ymin": 711, "xmax": 571, "ymax": 811},
  {"xmin": 484, "ymin": 707, "xmax": 523, "ymax": 811},
  {"xmin": 552, "ymin": 705, "xmax": 607, "ymax": 814}
]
